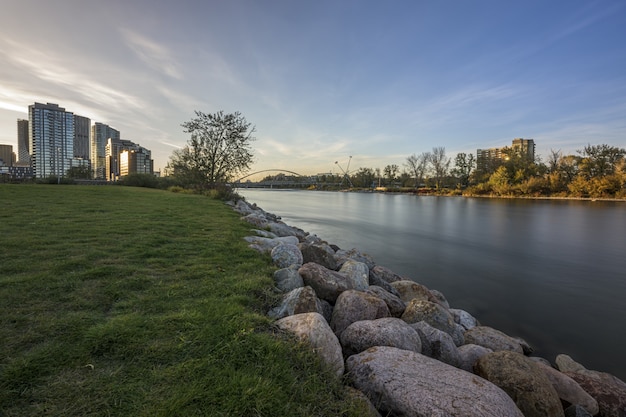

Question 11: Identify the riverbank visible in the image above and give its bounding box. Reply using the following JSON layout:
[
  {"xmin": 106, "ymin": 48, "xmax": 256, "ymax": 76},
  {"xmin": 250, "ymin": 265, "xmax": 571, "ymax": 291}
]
[{"xmin": 234, "ymin": 196, "xmax": 626, "ymax": 416}]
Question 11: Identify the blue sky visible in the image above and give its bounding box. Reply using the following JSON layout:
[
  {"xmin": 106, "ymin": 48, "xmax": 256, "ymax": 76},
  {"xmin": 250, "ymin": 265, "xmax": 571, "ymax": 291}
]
[{"xmin": 1, "ymin": 0, "xmax": 625, "ymax": 177}]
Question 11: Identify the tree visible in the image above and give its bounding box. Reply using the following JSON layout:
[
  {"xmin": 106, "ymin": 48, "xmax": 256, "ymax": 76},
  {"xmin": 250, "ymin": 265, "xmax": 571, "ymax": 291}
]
[
  {"xmin": 383, "ymin": 164, "xmax": 399, "ymax": 186},
  {"xmin": 351, "ymin": 167, "xmax": 376, "ymax": 188},
  {"xmin": 427, "ymin": 147, "xmax": 450, "ymax": 189},
  {"xmin": 404, "ymin": 153, "xmax": 429, "ymax": 188},
  {"xmin": 167, "ymin": 111, "xmax": 255, "ymax": 189},
  {"xmin": 577, "ymin": 144, "xmax": 626, "ymax": 179},
  {"xmin": 451, "ymin": 153, "xmax": 475, "ymax": 188}
]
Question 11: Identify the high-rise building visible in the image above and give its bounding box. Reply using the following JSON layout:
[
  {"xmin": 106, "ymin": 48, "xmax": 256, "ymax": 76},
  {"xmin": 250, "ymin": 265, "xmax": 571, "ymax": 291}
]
[
  {"xmin": 512, "ymin": 138, "xmax": 535, "ymax": 161},
  {"xmin": 28, "ymin": 102, "xmax": 74, "ymax": 178},
  {"xmin": 120, "ymin": 146, "xmax": 153, "ymax": 177},
  {"xmin": 0, "ymin": 144, "xmax": 15, "ymax": 167},
  {"xmin": 91, "ymin": 122, "xmax": 120, "ymax": 179},
  {"xmin": 105, "ymin": 137, "xmax": 136, "ymax": 181},
  {"xmin": 17, "ymin": 119, "xmax": 30, "ymax": 164},
  {"xmin": 73, "ymin": 115, "xmax": 91, "ymax": 160}
]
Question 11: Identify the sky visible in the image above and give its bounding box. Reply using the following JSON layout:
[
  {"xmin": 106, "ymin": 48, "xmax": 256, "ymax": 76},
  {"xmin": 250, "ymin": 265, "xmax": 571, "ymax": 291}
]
[{"xmin": 1, "ymin": 0, "xmax": 625, "ymax": 179}]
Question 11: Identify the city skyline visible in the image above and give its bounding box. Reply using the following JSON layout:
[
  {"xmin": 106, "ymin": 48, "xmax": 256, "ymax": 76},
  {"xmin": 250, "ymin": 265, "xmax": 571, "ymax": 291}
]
[{"xmin": 1, "ymin": 1, "xmax": 625, "ymax": 177}]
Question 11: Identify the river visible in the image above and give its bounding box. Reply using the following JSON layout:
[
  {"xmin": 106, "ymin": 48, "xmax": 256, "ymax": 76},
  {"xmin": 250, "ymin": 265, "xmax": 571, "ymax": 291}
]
[{"xmin": 238, "ymin": 189, "xmax": 626, "ymax": 380}]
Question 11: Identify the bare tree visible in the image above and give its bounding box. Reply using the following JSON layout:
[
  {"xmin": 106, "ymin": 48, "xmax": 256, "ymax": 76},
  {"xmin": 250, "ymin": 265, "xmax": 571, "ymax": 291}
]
[
  {"xmin": 427, "ymin": 147, "xmax": 451, "ymax": 189},
  {"xmin": 383, "ymin": 164, "xmax": 399, "ymax": 186},
  {"xmin": 404, "ymin": 153, "xmax": 429, "ymax": 188}
]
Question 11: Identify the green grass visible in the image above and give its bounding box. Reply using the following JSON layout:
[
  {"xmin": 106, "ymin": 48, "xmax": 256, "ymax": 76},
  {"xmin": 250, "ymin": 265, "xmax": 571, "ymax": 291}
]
[{"xmin": 0, "ymin": 185, "xmax": 365, "ymax": 416}]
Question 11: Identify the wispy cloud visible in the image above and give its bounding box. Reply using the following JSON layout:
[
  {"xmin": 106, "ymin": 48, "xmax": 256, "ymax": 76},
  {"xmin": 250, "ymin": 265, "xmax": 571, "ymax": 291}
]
[{"xmin": 119, "ymin": 28, "xmax": 182, "ymax": 80}]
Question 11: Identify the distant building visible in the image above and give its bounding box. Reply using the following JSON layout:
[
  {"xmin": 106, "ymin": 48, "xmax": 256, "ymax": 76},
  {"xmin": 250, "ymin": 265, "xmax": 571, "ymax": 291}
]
[
  {"xmin": 73, "ymin": 114, "xmax": 91, "ymax": 160},
  {"xmin": 28, "ymin": 102, "xmax": 74, "ymax": 178},
  {"xmin": 120, "ymin": 146, "xmax": 153, "ymax": 177},
  {"xmin": 0, "ymin": 144, "xmax": 15, "ymax": 167},
  {"xmin": 105, "ymin": 138, "xmax": 138, "ymax": 181},
  {"xmin": 17, "ymin": 119, "xmax": 30, "ymax": 164},
  {"xmin": 477, "ymin": 138, "xmax": 536, "ymax": 173},
  {"xmin": 91, "ymin": 122, "xmax": 120, "ymax": 180}
]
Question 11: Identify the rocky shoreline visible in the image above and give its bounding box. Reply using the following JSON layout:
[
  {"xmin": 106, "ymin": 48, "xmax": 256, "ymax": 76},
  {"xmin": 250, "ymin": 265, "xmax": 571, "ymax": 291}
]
[{"xmin": 230, "ymin": 198, "xmax": 626, "ymax": 417}]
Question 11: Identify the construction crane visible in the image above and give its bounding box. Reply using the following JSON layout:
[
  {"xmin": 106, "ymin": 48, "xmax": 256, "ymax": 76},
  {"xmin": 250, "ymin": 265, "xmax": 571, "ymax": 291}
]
[{"xmin": 334, "ymin": 156, "xmax": 353, "ymax": 188}]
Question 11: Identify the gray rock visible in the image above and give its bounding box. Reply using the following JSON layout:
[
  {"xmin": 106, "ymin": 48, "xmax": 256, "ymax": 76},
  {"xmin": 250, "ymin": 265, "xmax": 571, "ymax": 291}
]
[
  {"xmin": 334, "ymin": 248, "xmax": 376, "ymax": 270},
  {"xmin": 340, "ymin": 317, "xmax": 422, "ymax": 357},
  {"xmin": 365, "ymin": 285, "xmax": 406, "ymax": 317},
  {"xmin": 557, "ymin": 355, "xmax": 626, "ymax": 417},
  {"xmin": 344, "ymin": 386, "xmax": 382, "ymax": 417},
  {"xmin": 268, "ymin": 221, "xmax": 299, "ymax": 237},
  {"xmin": 268, "ymin": 286, "xmax": 325, "ymax": 319},
  {"xmin": 389, "ymin": 280, "xmax": 434, "ymax": 303},
  {"xmin": 242, "ymin": 212, "xmax": 269, "ymax": 228},
  {"xmin": 429, "ymin": 289, "xmax": 450, "ymax": 309},
  {"xmin": 250, "ymin": 228, "xmax": 277, "ymax": 238},
  {"xmin": 298, "ymin": 262, "xmax": 354, "ymax": 304},
  {"xmin": 299, "ymin": 241, "xmax": 338, "ymax": 270},
  {"xmin": 244, "ymin": 235, "xmax": 298, "ymax": 253},
  {"xmin": 410, "ymin": 321, "xmax": 461, "ymax": 367},
  {"xmin": 450, "ymin": 308, "xmax": 480, "ymax": 330},
  {"xmin": 401, "ymin": 299, "xmax": 457, "ymax": 337},
  {"xmin": 564, "ymin": 404, "xmax": 594, "ymax": 417},
  {"xmin": 275, "ymin": 312, "xmax": 344, "ymax": 378},
  {"xmin": 338, "ymin": 260, "xmax": 369, "ymax": 291},
  {"xmin": 457, "ymin": 344, "xmax": 493, "ymax": 373},
  {"xmin": 346, "ymin": 346, "xmax": 524, "ymax": 417},
  {"xmin": 475, "ymin": 351, "xmax": 564, "ymax": 417},
  {"xmin": 368, "ymin": 269, "xmax": 401, "ymax": 296},
  {"xmin": 463, "ymin": 326, "xmax": 524, "ymax": 354},
  {"xmin": 273, "ymin": 266, "xmax": 304, "ymax": 292},
  {"xmin": 533, "ymin": 360, "xmax": 598, "ymax": 416},
  {"xmin": 528, "ymin": 356, "xmax": 553, "ymax": 367},
  {"xmin": 370, "ymin": 265, "xmax": 405, "ymax": 283},
  {"xmin": 233, "ymin": 199, "xmax": 255, "ymax": 215},
  {"xmin": 330, "ymin": 290, "xmax": 390, "ymax": 337},
  {"xmin": 270, "ymin": 243, "xmax": 303, "ymax": 268}
]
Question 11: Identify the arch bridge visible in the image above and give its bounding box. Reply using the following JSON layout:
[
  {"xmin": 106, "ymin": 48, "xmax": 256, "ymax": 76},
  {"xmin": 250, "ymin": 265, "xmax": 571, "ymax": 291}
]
[{"xmin": 234, "ymin": 169, "xmax": 330, "ymax": 189}]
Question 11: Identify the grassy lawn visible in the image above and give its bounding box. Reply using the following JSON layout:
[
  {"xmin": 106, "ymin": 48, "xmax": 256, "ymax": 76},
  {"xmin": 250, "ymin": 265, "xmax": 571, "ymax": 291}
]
[{"xmin": 0, "ymin": 185, "xmax": 362, "ymax": 416}]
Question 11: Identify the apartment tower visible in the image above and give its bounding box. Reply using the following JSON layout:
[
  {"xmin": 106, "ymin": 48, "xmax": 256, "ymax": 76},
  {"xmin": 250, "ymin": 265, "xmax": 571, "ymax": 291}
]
[
  {"xmin": 28, "ymin": 102, "xmax": 74, "ymax": 178},
  {"xmin": 17, "ymin": 119, "xmax": 30, "ymax": 164},
  {"xmin": 91, "ymin": 122, "xmax": 120, "ymax": 179}
]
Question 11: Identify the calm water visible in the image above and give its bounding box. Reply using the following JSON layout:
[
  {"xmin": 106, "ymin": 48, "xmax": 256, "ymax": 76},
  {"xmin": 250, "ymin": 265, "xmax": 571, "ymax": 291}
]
[{"xmin": 239, "ymin": 189, "xmax": 626, "ymax": 380}]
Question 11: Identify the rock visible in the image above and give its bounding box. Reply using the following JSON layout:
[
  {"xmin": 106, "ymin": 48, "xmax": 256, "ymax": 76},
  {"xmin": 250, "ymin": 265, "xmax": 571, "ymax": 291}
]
[
  {"xmin": 275, "ymin": 312, "xmax": 344, "ymax": 378},
  {"xmin": 334, "ymin": 248, "xmax": 376, "ymax": 270},
  {"xmin": 232, "ymin": 199, "xmax": 255, "ymax": 215},
  {"xmin": 273, "ymin": 265, "xmax": 304, "ymax": 292},
  {"xmin": 268, "ymin": 286, "xmax": 325, "ymax": 319},
  {"xmin": 242, "ymin": 212, "xmax": 269, "ymax": 228},
  {"xmin": 513, "ymin": 336, "xmax": 534, "ymax": 355},
  {"xmin": 244, "ymin": 235, "xmax": 298, "ymax": 253},
  {"xmin": 268, "ymin": 221, "xmax": 300, "ymax": 237},
  {"xmin": 370, "ymin": 265, "xmax": 405, "ymax": 283},
  {"xmin": 299, "ymin": 241, "xmax": 338, "ymax": 270},
  {"xmin": 533, "ymin": 361, "xmax": 598, "ymax": 416},
  {"xmin": 450, "ymin": 308, "xmax": 480, "ymax": 330},
  {"xmin": 346, "ymin": 346, "xmax": 524, "ymax": 417},
  {"xmin": 401, "ymin": 299, "xmax": 457, "ymax": 337},
  {"xmin": 270, "ymin": 243, "xmax": 303, "ymax": 268},
  {"xmin": 564, "ymin": 404, "xmax": 594, "ymax": 417},
  {"xmin": 475, "ymin": 351, "xmax": 564, "ymax": 417},
  {"xmin": 528, "ymin": 356, "xmax": 553, "ymax": 367},
  {"xmin": 298, "ymin": 262, "xmax": 354, "ymax": 304},
  {"xmin": 556, "ymin": 355, "xmax": 626, "ymax": 417},
  {"xmin": 344, "ymin": 386, "xmax": 382, "ymax": 417},
  {"xmin": 339, "ymin": 317, "xmax": 422, "ymax": 357},
  {"xmin": 389, "ymin": 280, "xmax": 434, "ymax": 303},
  {"xmin": 365, "ymin": 285, "xmax": 406, "ymax": 317},
  {"xmin": 429, "ymin": 289, "xmax": 450, "ymax": 309},
  {"xmin": 330, "ymin": 290, "xmax": 390, "ymax": 337},
  {"xmin": 463, "ymin": 326, "xmax": 524, "ymax": 354},
  {"xmin": 457, "ymin": 344, "xmax": 493, "ymax": 373},
  {"xmin": 410, "ymin": 321, "xmax": 460, "ymax": 367},
  {"xmin": 250, "ymin": 228, "xmax": 277, "ymax": 238},
  {"xmin": 367, "ymin": 269, "xmax": 401, "ymax": 296},
  {"xmin": 338, "ymin": 260, "xmax": 369, "ymax": 291}
]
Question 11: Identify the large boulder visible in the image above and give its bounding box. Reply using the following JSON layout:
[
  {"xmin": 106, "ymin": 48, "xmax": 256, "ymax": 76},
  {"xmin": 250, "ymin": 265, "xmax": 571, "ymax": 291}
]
[
  {"xmin": 270, "ymin": 243, "xmax": 303, "ymax": 268},
  {"xmin": 370, "ymin": 265, "xmax": 405, "ymax": 283},
  {"xmin": 346, "ymin": 346, "xmax": 524, "ymax": 417},
  {"xmin": 390, "ymin": 280, "xmax": 434, "ymax": 303},
  {"xmin": 334, "ymin": 248, "xmax": 376, "ymax": 270},
  {"xmin": 299, "ymin": 241, "xmax": 338, "ymax": 270},
  {"xmin": 268, "ymin": 286, "xmax": 325, "ymax": 320},
  {"xmin": 475, "ymin": 351, "xmax": 564, "ymax": 417},
  {"xmin": 275, "ymin": 312, "xmax": 344, "ymax": 378},
  {"xmin": 273, "ymin": 265, "xmax": 304, "ymax": 292},
  {"xmin": 330, "ymin": 290, "xmax": 390, "ymax": 337},
  {"xmin": 401, "ymin": 299, "xmax": 458, "ymax": 339},
  {"xmin": 298, "ymin": 262, "xmax": 354, "ymax": 304},
  {"xmin": 410, "ymin": 321, "xmax": 460, "ymax": 367},
  {"xmin": 533, "ymin": 360, "xmax": 598, "ymax": 416},
  {"xmin": 556, "ymin": 354, "xmax": 626, "ymax": 417},
  {"xmin": 457, "ymin": 344, "xmax": 493, "ymax": 373},
  {"xmin": 365, "ymin": 286, "xmax": 406, "ymax": 317},
  {"xmin": 338, "ymin": 260, "xmax": 369, "ymax": 291},
  {"xmin": 450, "ymin": 308, "xmax": 480, "ymax": 330},
  {"xmin": 242, "ymin": 212, "xmax": 269, "ymax": 228},
  {"xmin": 244, "ymin": 235, "xmax": 299, "ymax": 253},
  {"xmin": 463, "ymin": 326, "xmax": 524, "ymax": 354},
  {"xmin": 339, "ymin": 317, "xmax": 422, "ymax": 357}
]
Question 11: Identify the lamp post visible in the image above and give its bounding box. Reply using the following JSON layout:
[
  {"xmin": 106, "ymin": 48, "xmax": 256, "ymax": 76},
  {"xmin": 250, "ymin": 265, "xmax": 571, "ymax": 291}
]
[{"xmin": 57, "ymin": 147, "xmax": 61, "ymax": 184}]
